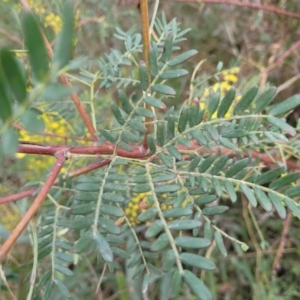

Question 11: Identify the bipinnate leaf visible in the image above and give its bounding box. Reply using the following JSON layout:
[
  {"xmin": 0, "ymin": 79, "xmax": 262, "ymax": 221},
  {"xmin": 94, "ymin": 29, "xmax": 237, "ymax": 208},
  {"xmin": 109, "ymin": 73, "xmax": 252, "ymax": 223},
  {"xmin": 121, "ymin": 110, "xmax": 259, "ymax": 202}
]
[{"xmin": 183, "ymin": 270, "xmax": 213, "ymax": 300}]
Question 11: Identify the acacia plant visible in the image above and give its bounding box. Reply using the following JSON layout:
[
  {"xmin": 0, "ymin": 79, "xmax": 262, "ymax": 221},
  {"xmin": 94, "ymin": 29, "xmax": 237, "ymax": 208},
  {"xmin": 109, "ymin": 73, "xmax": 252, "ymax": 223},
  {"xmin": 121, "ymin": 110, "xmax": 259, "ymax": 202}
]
[{"xmin": 1, "ymin": 1, "xmax": 300, "ymax": 299}]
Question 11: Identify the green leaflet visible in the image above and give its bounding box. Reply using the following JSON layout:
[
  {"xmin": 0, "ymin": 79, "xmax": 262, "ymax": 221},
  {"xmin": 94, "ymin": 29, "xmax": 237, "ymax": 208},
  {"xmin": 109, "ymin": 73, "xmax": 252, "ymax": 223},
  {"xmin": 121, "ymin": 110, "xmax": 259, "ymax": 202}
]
[
  {"xmin": 168, "ymin": 49, "xmax": 198, "ymax": 67},
  {"xmin": 0, "ymin": 72, "xmax": 12, "ymax": 121},
  {"xmin": 224, "ymin": 181, "xmax": 237, "ymax": 202},
  {"xmin": 53, "ymin": 1, "xmax": 74, "ymax": 70},
  {"xmin": 206, "ymin": 91, "xmax": 220, "ymax": 120},
  {"xmin": 1, "ymin": 49, "xmax": 27, "ymax": 104},
  {"xmin": 269, "ymin": 94, "xmax": 300, "ymax": 116},
  {"xmin": 148, "ymin": 134, "xmax": 156, "ymax": 153},
  {"xmin": 137, "ymin": 207, "xmax": 157, "ymax": 222},
  {"xmin": 180, "ymin": 253, "xmax": 216, "ymax": 270},
  {"xmin": 145, "ymin": 220, "xmax": 163, "ymax": 238},
  {"xmin": 160, "ymin": 69, "xmax": 188, "ymax": 79},
  {"xmin": 149, "ymin": 46, "xmax": 158, "ymax": 76},
  {"xmin": 132, "ymin": 184, "xmax": 151, "ymax": 193},
  {"xmin": 152, "ymin": 84, "xmax": 176, "ymax": 96},
  {"xmin": 188, "ymin": 156, "xmax": 201, "ymax": 172},
  {"xmin": 139, "ymin": 61, "xmax": 148, "ymax": 91},
  {"xmin": 268, "ymin": 192, "xmax": 286, "ymax": 219},
  {"xmin": 144, "ymin": 96, "xmax": 165, "ymax": 109},
  {"xmin": 161, "ymin": 33, "xmax": 173, "ymax": 63},
  {"xmin": 233, "ymin": 86, "xmax": 258, "ymax": 115},
  {"xmin": 240, "ymin": 183, "xmax": 257, "ymax": 207},
  {"xmin": 255, "ymin": 167, "xmax": 285, "ymax": 185},
  {"xmin": 94, "ymin": 232, "xmax": 113, "ymax": 262},
  {"xmin": 267, "ymin": 116, "xmax": 296, "ymax": 137},
  {"xmin": 128, "ymin": 119, "xmax": 147, "ymax": 133},
  {"xmin": 150, "ymin": 233, "xmax": 169, "ymax": 252},
  {"xmin": 203, "ymin": 206, "xmax": 229, "ymax": 216},
  {"xmin": 23, "ymin": 12, "xmax": 49, "ymax": 80},
  {"xmin": 168, "ymin": 220, "xmax": 201, "ymax": 230},
  {"xmin": 225, "ymin": 158, "xmax": 250, "ymax": 178},
  {"xmin": 99, "ymin": 128, "xmax": 116, "ymax": 143},
  {"xmin": 163, "ymin": 207, "xmax": 193, "ymax": 218},
  {"xmin": 270, "ymin": 173, "xmax": 300, "ymax": 190},
  {"xmin": 210, "ymin": 155, "xmax": 228, "ymax": 175},
  {"xmin": 253, "ymin": 86, "xmax": 276, "ymax": 113},
  {"xmin": 198, "ymin": 154, "xmax": 216, "ymax": 173},
  {"xmin": 284, "ymin": 198, "xmax": 300, "ymax": 219},
  {"xmin": 118, "ymin": 89, "xmax": 133, "ymax": 114},
  {"xmin": 217, "ymin": 87, "xmax": 236, "ymax": 118},
  {"xmin": 167, "ymin": 145, "xmax": 181, "ymax": 160},
  {"xmin": 175, "ymin": 237, "xmax": 210, "ymax": 249},
  {"xmin": 183, "ymin": 270, "xmax": 213, "ymax": 300},
  {"xmin": 177, "ymin": 105, "xmax": 189, "ymax": 133},
  {"xmin": 111, "ymin": 103, "xmax": 126, "ymax": 125},
  {"xmin": 214, "ymin": 231, "xmax": 227, "ymax": 257}
]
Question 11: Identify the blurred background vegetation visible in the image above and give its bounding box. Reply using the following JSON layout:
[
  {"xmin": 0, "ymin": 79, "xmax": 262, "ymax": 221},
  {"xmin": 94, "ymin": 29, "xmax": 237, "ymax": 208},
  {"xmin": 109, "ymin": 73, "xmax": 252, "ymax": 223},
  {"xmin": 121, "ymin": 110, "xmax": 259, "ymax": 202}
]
[{"xmin": 1, "ymin": 0, "xmax": 300, "ymax": 299}]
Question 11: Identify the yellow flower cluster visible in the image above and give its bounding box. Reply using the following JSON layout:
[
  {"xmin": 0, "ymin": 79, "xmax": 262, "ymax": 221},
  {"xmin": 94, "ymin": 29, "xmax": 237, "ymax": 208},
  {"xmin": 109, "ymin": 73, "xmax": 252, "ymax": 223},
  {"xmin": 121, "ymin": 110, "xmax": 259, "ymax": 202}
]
[
  {"xmin": 0, "ymin": 185, "xmax": 21, "ymax": 231},
  {"xmin": 44, "ymin": 13, "xmax": 62, "ymax": 34},
  {"xmin": 200, "ymin": 67, "xmax": 241, "ymax": 118},
  {"xmin": 17, "ymin": 114, "xmax": 70, "ymax": 176},
  {"xmin": 125, "ymin": 192, "xmax": 172, "ymax": 226}
]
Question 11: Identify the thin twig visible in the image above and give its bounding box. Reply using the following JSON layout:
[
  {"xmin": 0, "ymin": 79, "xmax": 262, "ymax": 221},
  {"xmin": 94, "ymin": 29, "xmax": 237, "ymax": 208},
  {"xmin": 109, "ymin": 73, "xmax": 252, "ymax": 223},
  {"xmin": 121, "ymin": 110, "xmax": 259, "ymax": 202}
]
[
  {"xmin": 0, "ymin": 151, "xmax": 66, "ymax": 263},
  {"xmin": 272, "ymin": 211, "xmax": 292, "ymax": 274},
  {"xmin": 0, "ymin": 159, "xmax": 111, "ymax": 205}
]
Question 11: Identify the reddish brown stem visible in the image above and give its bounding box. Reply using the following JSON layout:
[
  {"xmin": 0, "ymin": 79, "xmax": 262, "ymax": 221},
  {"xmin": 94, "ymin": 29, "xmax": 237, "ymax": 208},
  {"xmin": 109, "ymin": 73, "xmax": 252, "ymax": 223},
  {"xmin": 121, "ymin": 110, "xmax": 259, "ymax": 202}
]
[
  {"xmin": 0, "ymin": 159, "xmax": 111, "ymax": 205},
  {"xmin": 0, "ymin": 151, "xmax": 66, "ymax": 263}
]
